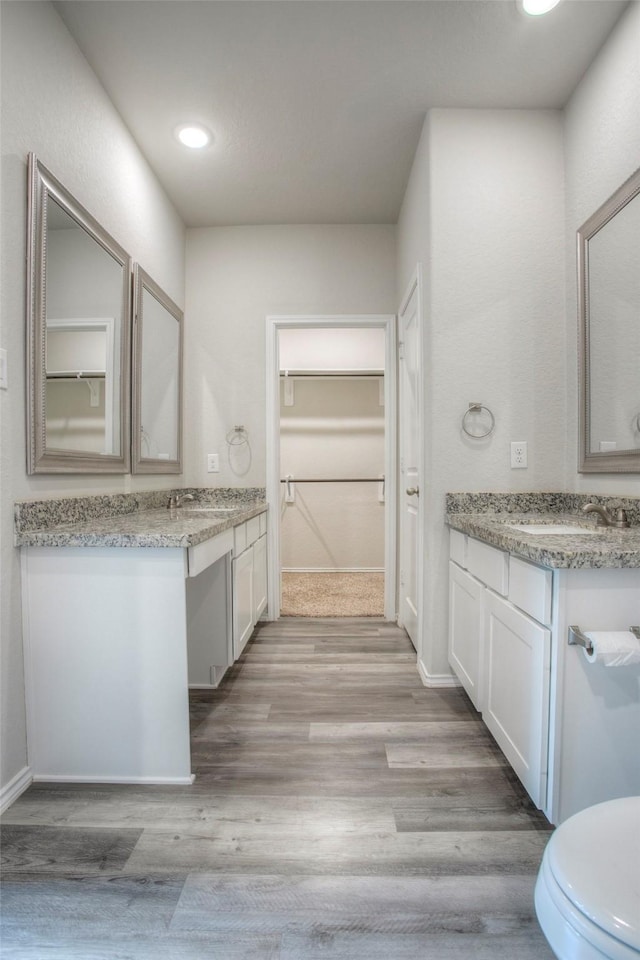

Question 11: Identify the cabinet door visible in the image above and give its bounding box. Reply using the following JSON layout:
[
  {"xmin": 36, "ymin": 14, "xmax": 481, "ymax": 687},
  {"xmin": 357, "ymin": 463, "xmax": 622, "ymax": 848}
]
[
  {"xmin": 448, "ymin": 561, "xmax": 484, "ymax": 710},
  {"xmin": 484, "ymin": 592, "xmax": 551, "ymax": 809},
  {"xmin": 252, "ymin": 533, "xmax": 267, "ymax": 623},
  {"xmin": 232, "ymin": 547, "xmax": 254, "ymax": 659}
]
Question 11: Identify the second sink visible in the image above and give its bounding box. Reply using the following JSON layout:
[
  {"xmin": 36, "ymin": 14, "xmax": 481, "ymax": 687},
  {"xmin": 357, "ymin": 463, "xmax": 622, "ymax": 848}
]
[{"xmin": 507, "ymin": 523, "xmax": 599, "ymax": 536}]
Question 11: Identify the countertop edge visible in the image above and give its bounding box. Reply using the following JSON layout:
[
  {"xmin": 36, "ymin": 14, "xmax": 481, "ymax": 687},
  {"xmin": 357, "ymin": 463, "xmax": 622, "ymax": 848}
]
[
  {"xmin": 446, "ymin": 512, "xmax": 640, "ymax": 569},
  {"xmin": 15, "ymin": 502, "xmax": 267, "ymax": 549}
]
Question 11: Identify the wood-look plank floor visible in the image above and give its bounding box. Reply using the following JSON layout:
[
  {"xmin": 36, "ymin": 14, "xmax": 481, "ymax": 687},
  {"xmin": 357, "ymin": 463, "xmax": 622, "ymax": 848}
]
[{"xmin": 1, "ymin": 618, "xmax": 555, "ymax": 959}]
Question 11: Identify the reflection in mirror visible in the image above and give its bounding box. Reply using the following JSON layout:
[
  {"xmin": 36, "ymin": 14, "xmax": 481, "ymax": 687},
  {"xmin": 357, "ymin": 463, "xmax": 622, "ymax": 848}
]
[
  {"xmin": 579, "ymin": 166, "xmax": 640, "ymax": 473},
  {"xmin": 132, "ymin": 265, "xmax": 183, "ymax": 474},
  {"xmin": 27, "ymin": 154, "xmax": 131, "ymax": 473}
]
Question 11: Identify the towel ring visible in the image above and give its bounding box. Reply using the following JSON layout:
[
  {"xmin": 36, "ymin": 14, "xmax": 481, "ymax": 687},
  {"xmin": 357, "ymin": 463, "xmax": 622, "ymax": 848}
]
[
  {"xmin": 462, "ymin": 402, "xmax": 495, "ymax": 439},
  {"xmin": 226, "ymin": 425, "xmax": 249, "ymax": 446}
]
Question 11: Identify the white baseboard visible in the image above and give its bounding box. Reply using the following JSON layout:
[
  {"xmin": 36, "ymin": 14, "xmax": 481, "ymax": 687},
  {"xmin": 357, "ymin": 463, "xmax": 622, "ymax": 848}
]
[
  {"xmin": 418, "ymin": 658, "xmax": 460, "ymax": 688},
  {"xmin": 282, "ymin": 567, "xmax": 385, "ymax": 573},
  {"xmin": 0, "ymin": 765, "xmax": 33, "ymax": 813},
  {"xmin": 32, "ymin": 773, "xmax": 195, "ymax": 785}
]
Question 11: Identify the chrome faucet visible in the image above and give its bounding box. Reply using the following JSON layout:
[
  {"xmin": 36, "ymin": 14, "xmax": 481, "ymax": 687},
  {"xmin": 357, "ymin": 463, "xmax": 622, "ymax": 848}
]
[
  {"xmin": 581, "ymin": 503, "xmax": 630, "ymax": 528},
  {"xmin": 167, "ymin": 492, "xmax": 195, "ymax": 509}
]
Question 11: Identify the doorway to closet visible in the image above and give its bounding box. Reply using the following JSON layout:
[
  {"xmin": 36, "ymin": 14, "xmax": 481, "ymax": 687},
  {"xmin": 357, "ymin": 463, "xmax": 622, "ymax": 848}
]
[{"xmin": 266, "ymin": 316, "xmax": 397, "ymax": 622}]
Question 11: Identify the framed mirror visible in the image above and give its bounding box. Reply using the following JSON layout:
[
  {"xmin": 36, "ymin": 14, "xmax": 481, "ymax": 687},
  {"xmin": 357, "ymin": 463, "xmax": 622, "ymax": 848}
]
[
  {"xmin": 578, "ymin": 166, "xmax": 640, "ymax": 473},
  {"xmin": 132, "ymin": 264, "xmax": 183, "ymax": 474},
  {"xmin": 27, "ymin": 154, "xmax": 132, "ymax": 474}
]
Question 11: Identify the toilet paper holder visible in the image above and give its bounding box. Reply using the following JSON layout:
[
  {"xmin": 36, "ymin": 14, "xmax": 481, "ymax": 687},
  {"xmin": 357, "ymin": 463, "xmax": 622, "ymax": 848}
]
[{"xmin": 568, "ymin": 624, "xmax": 640, "ymax": 655}]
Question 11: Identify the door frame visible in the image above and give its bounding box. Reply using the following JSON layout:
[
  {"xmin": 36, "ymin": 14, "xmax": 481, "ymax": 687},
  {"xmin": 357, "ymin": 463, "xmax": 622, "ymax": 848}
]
[{"xmin": 265, "ymin": 314, "xmax": 397, "ymax": 621}]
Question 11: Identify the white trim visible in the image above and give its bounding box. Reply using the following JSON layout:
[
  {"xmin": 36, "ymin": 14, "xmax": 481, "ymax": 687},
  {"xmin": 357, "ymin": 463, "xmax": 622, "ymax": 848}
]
[
  {"xmin": 282, "ymin": 567, "xmax": 385, "ymax": 574},
  {"xmin": 397, "ymin": 265, "xmax": 426, "ymax": 656},
  {"xmin": 0, "ymin": 766, "xmax": 33, "ymax": 813},
  {"xmin": 266, "ymin": 315, "xmax": 397, "ymax": 622},
  {"xmin": 20, "ymin": 548, "xmax": 37, "ymax": 779},
  {"xmin": 417, "ymin": 658, "xmax": 460, "ymax": 688},
  {"xmin": 33, "ymin": 774, "xmax": 196, "ymax": 785}
]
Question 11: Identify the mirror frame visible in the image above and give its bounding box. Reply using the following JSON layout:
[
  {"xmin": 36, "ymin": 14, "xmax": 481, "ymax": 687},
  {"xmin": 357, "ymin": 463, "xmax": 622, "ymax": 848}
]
[
  {"xmin": 578, "ymin": 165, "xmax": 640, "ymax": 473},
  {"xmin": 131, "ymin": 264, "xmax": 183, "ymax": 475},
  {"xmin": 26, "ymin": 154, "xmax": 132, "ymax": 474}
]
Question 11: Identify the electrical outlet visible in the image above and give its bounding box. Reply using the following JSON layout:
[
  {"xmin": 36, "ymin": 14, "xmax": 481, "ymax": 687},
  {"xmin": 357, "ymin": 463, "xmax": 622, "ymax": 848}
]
[
  {"xmin": 511, "ymin": 441, "xmax": 528, "ymax": 469},
  {"xmin": 207, "ymin": 453, "xmax": 219, "ymax": 473}
]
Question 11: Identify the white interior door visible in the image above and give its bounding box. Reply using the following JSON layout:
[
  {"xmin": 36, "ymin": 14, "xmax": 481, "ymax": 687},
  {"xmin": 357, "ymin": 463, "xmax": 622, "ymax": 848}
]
[{"xmin": 398, "ymin": 272, "xmax": 423, "ymax": 650}]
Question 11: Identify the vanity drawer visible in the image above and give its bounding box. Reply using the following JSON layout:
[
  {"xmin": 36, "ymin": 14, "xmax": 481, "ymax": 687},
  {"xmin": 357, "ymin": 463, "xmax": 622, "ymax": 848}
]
[
  {"xmin": 246, "ymin": 516, "xmax": 261, "ymax": 547},
  {"xmin": 508, "ymin": 556, "xmax": 552, "ymax": 626},
  {"xmin": 233, "ymin": 522, "xmax": 247, "ymax": 556},
  {"xmin": 467, "ymin": 537, "xmax": 508, "ymax": 596},
  {"xmin": 188, "ymin": 528, "xmax": 234, "ymax": 577},
  {"xmin": 449, "ymin": 529, "xmax": 467, "ymax": 568}
]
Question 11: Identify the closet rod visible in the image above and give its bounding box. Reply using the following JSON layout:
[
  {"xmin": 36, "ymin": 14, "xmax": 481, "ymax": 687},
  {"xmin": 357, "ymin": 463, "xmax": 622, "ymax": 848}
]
[{"xmin": 280, "ymin": 478, "xmax": 382, "ymax": 483}]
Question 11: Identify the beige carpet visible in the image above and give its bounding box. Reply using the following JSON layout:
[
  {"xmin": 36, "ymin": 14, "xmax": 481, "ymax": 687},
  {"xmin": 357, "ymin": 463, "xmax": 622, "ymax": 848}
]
[{"xmin": 281, "ymin": 571, "xmax": 384, "ymax": 617}]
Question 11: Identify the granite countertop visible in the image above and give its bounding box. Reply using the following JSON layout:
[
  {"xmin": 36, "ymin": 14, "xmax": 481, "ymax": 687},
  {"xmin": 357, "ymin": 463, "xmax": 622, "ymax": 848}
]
[
  {"xmin": 446, "ymin": 493, "xmax": 640, "ymax": 569},
  {"xmin": 14, "ymin": 489, "xmax": 267, "ymax": 549}
]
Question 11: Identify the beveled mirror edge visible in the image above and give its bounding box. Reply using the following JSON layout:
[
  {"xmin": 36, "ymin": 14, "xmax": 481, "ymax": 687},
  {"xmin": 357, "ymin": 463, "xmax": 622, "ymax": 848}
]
[
  {"xmin": 26, "ymin": 153, "xmax": 132, "ymax": 475},
  {"xmin": 131, "ymin": 263, "xmax": 184, "ymax": 476},
  {"xmin": 578, "ymin": 164, "xmax": 640, "ymax": 474}
]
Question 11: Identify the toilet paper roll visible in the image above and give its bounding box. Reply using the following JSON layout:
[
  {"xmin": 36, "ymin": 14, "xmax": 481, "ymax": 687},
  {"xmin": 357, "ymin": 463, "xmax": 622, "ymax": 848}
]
[{"xmin": 583, "ymin": 631, "xmax": 640, "ymax": 666}]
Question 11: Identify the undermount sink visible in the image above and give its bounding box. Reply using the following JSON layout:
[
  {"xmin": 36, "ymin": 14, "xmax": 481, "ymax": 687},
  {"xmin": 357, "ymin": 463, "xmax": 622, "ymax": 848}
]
[{"xmin": 507, "ymin": 523, "xmax": 599, "ymax": 536}]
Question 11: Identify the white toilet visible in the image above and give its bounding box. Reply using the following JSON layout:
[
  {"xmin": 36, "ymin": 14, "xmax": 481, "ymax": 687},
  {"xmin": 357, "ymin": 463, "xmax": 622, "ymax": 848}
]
[{"xmin": 535, "ymin": 796, "xmax": 640, "ymax": 959}]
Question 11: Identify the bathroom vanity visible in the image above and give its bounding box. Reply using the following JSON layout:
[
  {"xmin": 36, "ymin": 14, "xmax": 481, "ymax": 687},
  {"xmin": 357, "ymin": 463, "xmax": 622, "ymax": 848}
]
[
  {"xmin": 16, "ymin": 490, "xmax": 267, "ymax": 785},
  {"xmin": 447, "ymin": 493, "xmax": 640, "ymax": 825}
]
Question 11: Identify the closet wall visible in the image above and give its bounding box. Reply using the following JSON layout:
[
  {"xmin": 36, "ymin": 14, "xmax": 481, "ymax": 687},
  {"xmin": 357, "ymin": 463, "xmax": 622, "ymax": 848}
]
[{"xmin": 279, "ymin": 328, "xmax": 385, "ymax": 572}]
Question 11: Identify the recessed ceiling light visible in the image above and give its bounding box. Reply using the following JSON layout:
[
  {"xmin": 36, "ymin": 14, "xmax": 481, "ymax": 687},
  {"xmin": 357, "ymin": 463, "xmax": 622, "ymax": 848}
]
[
  {"xmin": 519, "ymin": 0, "xmax": 561, "ymax": 15},
  {"xmin": 175, "ymin": 124, "xmax": 211, "ymax": 149}
]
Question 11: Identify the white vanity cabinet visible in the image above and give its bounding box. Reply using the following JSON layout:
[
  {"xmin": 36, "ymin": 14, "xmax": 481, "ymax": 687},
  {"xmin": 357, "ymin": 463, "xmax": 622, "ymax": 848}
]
[
  {"xmin": 21, "ymin": 544, "xmax": 195, "ymax": 785},
  {"xmin": 20, "ymin": 507, "xmax": 268, "ymax": 786},
  {"xmin": 232, "ymin": 512, "xmax": 268, "ymax": 659},
  {"xmin": 448, "ymin": 530, "xmax": 550, "ymax": 808},
  {"xmin": 448, "ymin": 528, "xmax": 640, "ymax": 824}
]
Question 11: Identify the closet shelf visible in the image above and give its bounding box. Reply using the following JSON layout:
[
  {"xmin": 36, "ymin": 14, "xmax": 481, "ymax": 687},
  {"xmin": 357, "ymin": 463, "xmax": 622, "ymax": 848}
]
[
  {"xmin": 280, "ymin": 477, "xmax": 383, "ymax": 483},
  {"xmin": 280, "ymin": 369, "xmax": 383, "ymax": 378},
  {"xmin": 46, "ymin": 370, "xmax": 106, "ymax": 380}
]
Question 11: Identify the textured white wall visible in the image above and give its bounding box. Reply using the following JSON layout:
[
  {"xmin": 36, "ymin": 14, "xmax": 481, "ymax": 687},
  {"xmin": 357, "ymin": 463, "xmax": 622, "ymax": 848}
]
[
  {"xmin": 184, "ymin": 225, "xmax": 397, "ymax": 487},
  {"xmin": 0, "ymin": 0, "xmax": 185, "ymax": 795},
  {"xmin": 280, "ymin": 378, "xmax": 385, "ymax": 570},
  {"xmin": 397, "ymin": 108, "xmax": 566, "ymax": 679},
  {"xmin": 564, "ymin": 0, "xmax": 640, "ymax": 496}
]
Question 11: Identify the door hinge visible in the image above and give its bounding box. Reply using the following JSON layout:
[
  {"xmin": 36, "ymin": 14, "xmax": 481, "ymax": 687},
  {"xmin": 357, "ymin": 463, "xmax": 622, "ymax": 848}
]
[{"xmin": 398, "ymin": 341, "xmax": 405, "ymax": 360}]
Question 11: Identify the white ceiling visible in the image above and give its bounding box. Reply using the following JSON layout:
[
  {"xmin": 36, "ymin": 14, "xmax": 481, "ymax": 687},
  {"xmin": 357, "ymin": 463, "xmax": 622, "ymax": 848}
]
[{"xmin": 54, "ymin": 0, "xmax": 629, "ymax": 227}]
